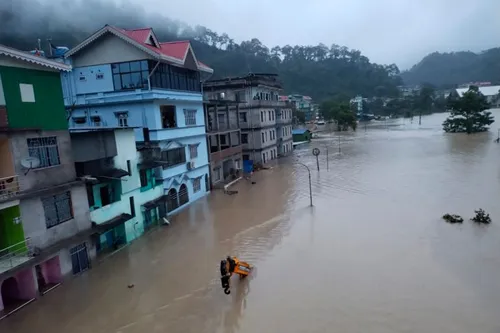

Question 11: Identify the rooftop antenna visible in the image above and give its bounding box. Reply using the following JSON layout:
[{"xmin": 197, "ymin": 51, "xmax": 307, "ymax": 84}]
[
  {"xmin": 37, "ymin": 38, "xmax": 42, "ymax": 51},
  {"xmin": 47, "ymin": 37, "xmax": 53, "ymax": 57}
]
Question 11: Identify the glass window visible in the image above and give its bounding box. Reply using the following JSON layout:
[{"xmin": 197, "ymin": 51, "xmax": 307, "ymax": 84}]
[
  {"xmin": 129, "ymin": 61, "xmax": 141, "ymax": 72},
  {"xmin": 119, "ymin": 62, "xmax": 130, "ymax": 72},
  {"xmin": 111, "ymin": 61, "xmax": 149, "ymax": 91},
  {"xmin": 184, "ymin": 110, "xmax": 197, "ymax": 126},
  {"xmin": 160, "ymin": 147, "xmax": 186, "ymax": 168}
]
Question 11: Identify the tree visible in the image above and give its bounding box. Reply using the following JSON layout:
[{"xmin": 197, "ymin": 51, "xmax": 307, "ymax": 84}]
[
  {"xmin": 442, "ymin": 86, "xmax": 494, "ymax": 134},
  {"xmin": 321, "ymin": 101, "xmax": 357, "ymax": 131}
]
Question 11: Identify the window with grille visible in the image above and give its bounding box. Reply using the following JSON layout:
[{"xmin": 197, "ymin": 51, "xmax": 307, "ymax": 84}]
[
  {"xmin": 139, "ymin": 169, "xmax": 148, "ymax": 187},
  {"xmin": 193, "ymin": 177, "xmax": 201, "ymax": 193},
  {"xmin": 184, "ymin": 110, "xmax": 197, "ymax": 126},
  {"xmin": 42, "ymin": 191, "xmax": 73, "ymax": 228},
  {"xmin": 159, "ymin": 147, "xmax": 186, "ymax": 168},
  {"xmin": 27, "ymin": 136, "xmax": 60, "ymax": 168},
  {"xmin": 115, "ymin": 112, "xmax": 128, "ymax": 127},
  {"xmin": 178, "ymin": 184, "xmax": 189, "ymax": 206},
  {"xmin": 189, "ymin": 144, "xmax": 198, "ymax": 159}
]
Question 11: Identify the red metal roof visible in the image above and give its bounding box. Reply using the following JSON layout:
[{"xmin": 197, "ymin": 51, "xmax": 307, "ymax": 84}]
[{"xmin": 112, "ymin": 27, "xmax": 212, "ymax": 71}]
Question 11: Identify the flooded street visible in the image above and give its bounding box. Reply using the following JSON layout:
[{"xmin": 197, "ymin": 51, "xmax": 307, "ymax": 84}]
[{"xmin": 3, "ymin": 112, "xmax": 500, "ymax": 333}]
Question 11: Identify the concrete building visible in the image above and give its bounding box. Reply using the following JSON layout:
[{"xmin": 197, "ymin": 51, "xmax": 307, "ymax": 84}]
[
  {"xmin": 0, "ymin": 45, "xmax": 95, "ymax": 316},
  {"xmin": 282, "ymin": 94, "xmax": 315, "ymax": 122},
  {"xmin": 204, "ymin": 74, "xmax": 293, "ymax": 166},
  {"xmin": 203, "ymin": 96, "xmax": 242, "ymax": 188},
  {"xmin": 70, "ymin": 128, "xmax": 164, "ymax": 255},
  {"xmin": 60, "ymin": 25, "xmax": 213, "ymax": 215}
]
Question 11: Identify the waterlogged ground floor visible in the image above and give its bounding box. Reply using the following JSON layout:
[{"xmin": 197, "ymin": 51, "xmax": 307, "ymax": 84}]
[{"xmin": 2, "ymin": 113, "xmax": 500, "ymax": 332}]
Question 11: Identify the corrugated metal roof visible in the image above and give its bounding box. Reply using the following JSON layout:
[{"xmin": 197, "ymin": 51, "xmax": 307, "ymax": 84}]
[
  {"xmin": 0, "ymin": 44, "xmax": 71, "ymax": 72},
  {"xmin": 292, "ymin": 129, "xmax": 309, "ymax": 135}
]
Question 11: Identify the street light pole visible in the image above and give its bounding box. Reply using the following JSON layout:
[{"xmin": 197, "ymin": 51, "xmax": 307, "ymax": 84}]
[{"xmin": 295, "ymin": 162, "xmax": 313, "ymax": 207}]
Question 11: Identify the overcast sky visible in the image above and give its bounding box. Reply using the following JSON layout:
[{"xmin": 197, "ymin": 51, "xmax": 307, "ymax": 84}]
[{"xmin": 135, "ymin": 0, "xmax": 499, "ymax": 69}]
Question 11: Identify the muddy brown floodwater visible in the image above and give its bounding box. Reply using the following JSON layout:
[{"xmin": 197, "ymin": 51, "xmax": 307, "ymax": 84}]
[{"xmin": 3, "ymin": 112, "xmax": 500, "ymax": 333}]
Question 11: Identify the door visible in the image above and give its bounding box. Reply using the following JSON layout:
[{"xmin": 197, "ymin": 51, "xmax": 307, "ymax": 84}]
[{"xmin": 70, "ymin": 243, "xmax": 89, "ymax": 275}]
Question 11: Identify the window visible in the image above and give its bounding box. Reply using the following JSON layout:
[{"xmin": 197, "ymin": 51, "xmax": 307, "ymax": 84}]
[
  {"xmin": 193, "ymin": 177, "xmax": 201, "ymax": 193},
  {"xmin": 111, "ymin": 60, "xmax": 149, "ymax": 91},
  {"xmin": 272, "ymin": 111, "xmax": 275, "ymax": 121},
  {"xmin": 243, "ymin": 154, "xmax": 250, "ymax": 160},
  {"xmin": 148, "ymin": 61, "xmax": 201, "ymax": 92},
  {"xmin": 265, "ymin": 131, "xmax": 268, "ymax": 141},
  {"xmin": 115, "ymin": 112, "xmax": 128, "ymax": 127},
  {"xmin": 27, "ymin": 136, "xmax": 60, "ymax": 168},
  {"xmin": 220, "ymin": 135, "xmax": 227, "ymax": 145},
  {"xmin": 184, "ymin": 110, "xmax": 197, "ymax": 126},
  {"xmin": 19, "ymin": 83, "xmax": 35, "ymax": 102},
  {"xmin": 96, "ymin": 72, "xmax": 104, "ymax": 80},
  {"xmin": 139, "ymin": 169, "xmax": 148, "ymax": 187},
  {"xmin": 214, "ymin": 167, "xmax": 221, "ymax": 182},
  {"xmin": 261, "ymin": 132, "xmax": 265, "ymax": 143},
  {"xmin": 262, "ymin": 153, "xmax": 266, "ymax": 163},
  {"xmin": 239, "ymin": 112, "xmax": 247, "ymax": 122},
  {"xmin": 42, "ymin": 191, "xmax": 73, "ymax": 228},
  {"xmin": 268, "ymin": 110, "xmax": 271, "ymax": 121},
  {"xmin": 189, "ymin": 144, "xmax": 198, "ymax": 159},
  {"xmin": 129, "ymin": 196, "xmax": 135, "ymax": 217},
  {"xmin": 126, "ymin": 160, "xmax": 131, "ymax": 175},
  {"xmin": 78, "ymin": 76, "xmax": 86, "ymax": 82},
  {"xmin": 160, "ymin": 105, "xmax": 176, "ymax": 128},
  {"xmin": 241, "ymin": 133, "xmax": 248, "ymax": 144},
  {"xmin": 160, "ymin": 147, "xmax": 186, "ymax": 168},
  {"xmin": 282, "ymin": 128, "xmax": 285, "ymax": 136},
  {"xmin": 261, "ymin": 112, "xmax": 264, "ymax": 122}
]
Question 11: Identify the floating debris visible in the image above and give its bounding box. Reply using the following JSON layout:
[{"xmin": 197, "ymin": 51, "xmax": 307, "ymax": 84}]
[
  {"xmin": 471, "ymin": 209, "xmax": 491, "ymax": 224},
  {"xmin": 442, "ymin": 213, "xmax": 464, "ymax": 224},
  {"xmin": 127, "ymin": 284, "xmax": 135, "ymax": 288}
]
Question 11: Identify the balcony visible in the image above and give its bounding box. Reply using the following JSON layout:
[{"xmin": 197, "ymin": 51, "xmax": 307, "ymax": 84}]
[
  {"xmin": 0, "ymin": 239, "xmax": 34, "ymax": 274},
  {"xmin": 206, "ymin": 122, "xmax": 239, "ymax": 133},
  {"xmin": 149, "ymin": 126, "xmax": 206, "ymax": 141},
  {"xmin": 242, "ymin": 100, "xmax": 285, "ymax": 108},
  {"xmin": 210, "ymin": 146, "xmax": 242, "ymax": 163},
  {"xmin": 0, "ymin": 175, "xmax": 20, "ymax": 203}
]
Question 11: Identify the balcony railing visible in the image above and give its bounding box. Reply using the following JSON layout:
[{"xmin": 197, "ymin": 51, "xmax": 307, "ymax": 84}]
[
  {"xmin": 0, "ymin": 239, "xmax": 34, "ymax": 274},
  {"xmin": 0, "ymin": 175, "xmax": 20, "ymax": 201},
  {"xmin": 206, "ymin": 122, "xmax": 239, "ymax": 133}
]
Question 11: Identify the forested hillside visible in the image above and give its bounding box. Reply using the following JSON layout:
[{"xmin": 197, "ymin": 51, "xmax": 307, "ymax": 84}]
[
  {"xmin": 0, "ymin": 0, "xmax": 401, "ymax": 101},
  {"xmin": 401, "ymin": 48, "xmax": 500, "ymax": 87}
]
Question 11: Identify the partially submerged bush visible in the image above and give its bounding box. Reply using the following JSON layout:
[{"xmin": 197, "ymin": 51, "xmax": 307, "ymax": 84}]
[
  {"xmin": 471, "ymin": 209, "xmax": 491, "ymax": 224},
  {"xmin": 442, "ymin": 213, "xmax": 464, "ymax": 224}
]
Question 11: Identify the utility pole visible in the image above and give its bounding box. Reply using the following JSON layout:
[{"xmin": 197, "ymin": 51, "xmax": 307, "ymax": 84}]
[
  {"xmin": 338, "ymin": 133, "xmax": 341, "ymax": 153},
  {"xmin": 296, "ymin": 162, "xmax": 313, "ymax": 207},
  {"xmin": 326, "ymin": 145, "xmax": 329, "ymax": 171}
]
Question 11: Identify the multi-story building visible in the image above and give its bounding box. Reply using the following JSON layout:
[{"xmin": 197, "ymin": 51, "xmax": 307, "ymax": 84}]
[
  {"xmin": 70, "ymin": 128, "xmax": 164, "ymax": 255},
  {"xmin": 0, "ymin": 45, "xmax": 95, "ymax": 316},
  {"xmin": 60, "ymin": 25, "xmax": 212, "ymax": 215},
  {"xmin": 203, "ymin": 95, "xmax": 242, "ymax": 188},
  {"xmin": 204, "ymin": 73, "xmax": 293, "ymax": 166},
  {"xmin": 282, "ymin": 94, "xmax": 315, "ymax": 122}
]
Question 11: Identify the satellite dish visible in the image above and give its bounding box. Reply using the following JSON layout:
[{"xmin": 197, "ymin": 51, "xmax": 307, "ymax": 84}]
[{"xmin": 21, "ymin": 157, "xmax": 40, "ymax": 169}]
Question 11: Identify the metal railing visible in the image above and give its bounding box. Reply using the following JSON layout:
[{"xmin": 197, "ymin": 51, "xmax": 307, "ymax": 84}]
[
  {"xmin": 0, "ymin": 238, "xmax": 33, "ymax": 272},
  {"xmin": 0, "ymin": 175, "xmax": 20, "ymax": 200}
]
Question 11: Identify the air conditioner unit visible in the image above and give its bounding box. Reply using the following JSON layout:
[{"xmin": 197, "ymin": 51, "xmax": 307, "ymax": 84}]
[{"xmin": 187, "ymin": 161, "xmax": 195, "ymax": 170}]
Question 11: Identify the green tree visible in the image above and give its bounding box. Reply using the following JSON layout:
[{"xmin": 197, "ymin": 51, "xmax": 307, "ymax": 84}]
[
  {"xmin": 321, "ymin": 101, "xmax": 357, "ymax": 131},
  {"xmin": 442, "ymin": 86, "xmax": 494, "ymax": 133}
]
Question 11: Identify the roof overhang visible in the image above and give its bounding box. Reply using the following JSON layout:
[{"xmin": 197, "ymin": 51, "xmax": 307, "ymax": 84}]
[
  {"xmin": 0, "ymin": 44, "xmax": 72, "ymax": 72},
  {"xmin": 65, "ymin": 25, "xmax": 213, "ymax": 74}
]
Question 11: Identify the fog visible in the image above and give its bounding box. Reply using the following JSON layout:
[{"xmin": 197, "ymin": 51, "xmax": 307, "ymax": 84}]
[{"xmin": 1, "ymin": 0, "xmax": 499, "ymax": 68}]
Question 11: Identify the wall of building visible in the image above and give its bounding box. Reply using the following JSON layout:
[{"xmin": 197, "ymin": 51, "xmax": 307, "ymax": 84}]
[
  {"xmin": 20, "ymin": 185, "xmax": 91, "ymax": 250},
  {"xmin": 239, "ymin": 108, "xmax": 276, "ymax": 129},
  {"xmin": 0, "ymin": 64, "xmax": 67, "ymax": 130},
  {"xmin": 242, "ymin": 128, "xmax": 277, "ymax": 151},
  {"xmin": 0, "ymin": 137, "xmax": 14, "ymax": 178},
  {"xmin": 72, "ymin": 64, "xmax": 114, "ymax": 95},
  {"xmin": 71, "ymin": 33, "xmax": 154, "ymax": 68},
  {"xmin": 9, "ymin": 130, "xmax": 77, "ymax": 191}
]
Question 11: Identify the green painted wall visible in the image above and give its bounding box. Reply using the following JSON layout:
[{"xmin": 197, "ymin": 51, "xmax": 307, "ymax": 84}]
[
  {"xmin": 89, "ymin": 180, "xmax": 122, "ymax": 211},
  {"xmin": 0, "ymin": 205, "xmax": 26, "ymax": 252},
  {"xmin": 0, "ymin": 65, "xmax": 67, "ymax": 130}
]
